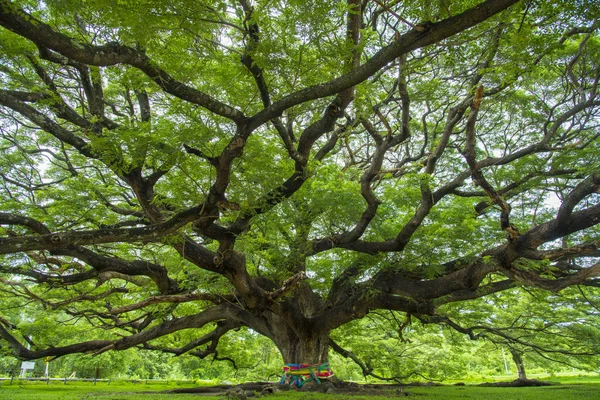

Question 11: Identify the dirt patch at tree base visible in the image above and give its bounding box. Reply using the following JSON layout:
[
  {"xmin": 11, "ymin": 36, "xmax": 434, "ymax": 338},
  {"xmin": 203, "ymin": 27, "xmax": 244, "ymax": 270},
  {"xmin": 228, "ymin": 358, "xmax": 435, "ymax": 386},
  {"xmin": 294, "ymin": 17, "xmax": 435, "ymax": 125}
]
[
  {"xmin": 166, "ymin": 378, "xmax": 554, "ymax": 398},
  {"xmin": 479, "ymin": 378, "xmax": 553, "ymax": 387},
  {"xmin": 166, "ymin": 380, "xmax": 420, "ymax": 397}
]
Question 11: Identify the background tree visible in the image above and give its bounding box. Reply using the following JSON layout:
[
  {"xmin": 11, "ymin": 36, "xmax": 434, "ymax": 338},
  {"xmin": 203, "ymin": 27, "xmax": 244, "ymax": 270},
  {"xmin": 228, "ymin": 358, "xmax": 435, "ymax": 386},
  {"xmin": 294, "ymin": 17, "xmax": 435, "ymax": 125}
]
[
  {"xmin": 329, "ymin": 284, "xmax": 600, "ymax": 382},
  {"xmin": 433, "ymin": 285, "xmax": 600, "ymax": 380},
  {"xmin": 0, "ymin": 0, "xmax": 599, "ymax": 377}
]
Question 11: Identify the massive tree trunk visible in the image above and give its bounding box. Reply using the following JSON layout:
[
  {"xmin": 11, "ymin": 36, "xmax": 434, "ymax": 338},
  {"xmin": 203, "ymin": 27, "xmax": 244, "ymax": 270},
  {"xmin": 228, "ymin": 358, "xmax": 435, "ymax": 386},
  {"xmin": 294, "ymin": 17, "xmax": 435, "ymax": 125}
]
[
  {"xmin": 262, "ymin": 283, "xmax": 331, "ymax": 365},
  {"xmin": 272, "ymin": 329, "xmax": 330, "ymax": 365}
]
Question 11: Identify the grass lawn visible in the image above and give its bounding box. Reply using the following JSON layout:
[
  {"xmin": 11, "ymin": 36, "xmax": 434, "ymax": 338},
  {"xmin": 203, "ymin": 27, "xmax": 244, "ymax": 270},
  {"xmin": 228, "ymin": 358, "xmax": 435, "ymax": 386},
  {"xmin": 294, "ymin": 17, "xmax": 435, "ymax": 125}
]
[
  {"xmin": 0, "ymin": 380, "xmax": 208, "ymax": 400},
  {"xmin": 405, "ymin": 385, "xmax": 600, "ymax": 399},
  {"xmin": 1, "ymin": 377, "xmax": 599, "ymax": 399}
]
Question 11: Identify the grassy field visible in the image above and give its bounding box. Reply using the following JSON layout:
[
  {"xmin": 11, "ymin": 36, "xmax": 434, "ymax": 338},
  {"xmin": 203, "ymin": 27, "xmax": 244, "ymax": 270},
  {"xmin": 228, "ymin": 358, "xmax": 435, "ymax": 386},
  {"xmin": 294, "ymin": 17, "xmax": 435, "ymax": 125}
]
[
  {"xmin": 0, "ymin": 380, "xmax": 202, "ymax": 400},
  {"xmin": 1, "ymin": 376, "xmax": 599, "ymax": 399}
]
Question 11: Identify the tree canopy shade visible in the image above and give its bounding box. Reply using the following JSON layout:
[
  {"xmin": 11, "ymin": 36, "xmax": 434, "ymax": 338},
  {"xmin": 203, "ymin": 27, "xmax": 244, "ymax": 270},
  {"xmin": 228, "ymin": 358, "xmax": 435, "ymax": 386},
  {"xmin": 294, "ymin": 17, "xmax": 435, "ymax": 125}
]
[{"xmin": 0, "ymin": 0, "xmax": 599, "ymax": 375}]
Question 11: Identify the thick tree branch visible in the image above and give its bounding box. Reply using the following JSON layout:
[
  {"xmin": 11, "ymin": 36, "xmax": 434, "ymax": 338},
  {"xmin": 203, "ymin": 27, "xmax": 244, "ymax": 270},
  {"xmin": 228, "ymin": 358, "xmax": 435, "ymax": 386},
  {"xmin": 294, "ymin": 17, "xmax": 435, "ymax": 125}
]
[
  {"xmin": 248, "ymin": 0, "xmax": 520, "ymax": 129},
  {"xmin": 0, "ymin": 1, "xmax": 245, "ymax": 123},
  {"xmin": 141, "ymin": 320, "xmax": 241, "ymax": 358},
  {"xmin": 556, "ymin": 171, "xmax": 600, "ymax": 227},
  {"xmin": 0, "ymin": 205, "xmax": 204, "ymax": 254},
  {"xmin": 515, "ymin": 200, "xmax": 600, "ymax": 250},
  {"xmin": 109, "ymin": 292, "xmax": 234, "ymax": 315},
  {"xmin": 0, "ymin": 303, "xmax": 235, "ymax": 359},
  {"xmin": 0, "ymin": 91, "xmax": 95, "ymax": 158},
  {"xmin": 463, "ymin": 85, "xmax": 518, "ymax": 239},
  {"xmin": 503, "ymin": 262, "xmax": 600, "ymax": 292}
]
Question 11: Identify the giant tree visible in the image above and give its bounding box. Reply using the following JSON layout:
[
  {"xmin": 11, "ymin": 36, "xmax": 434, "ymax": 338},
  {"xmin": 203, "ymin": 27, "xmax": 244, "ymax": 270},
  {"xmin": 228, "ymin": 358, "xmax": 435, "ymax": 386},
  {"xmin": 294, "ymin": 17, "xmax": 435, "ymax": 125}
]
[{"xmin": 0, "ymin": 0, "xmax": 599, "ymax": 377}]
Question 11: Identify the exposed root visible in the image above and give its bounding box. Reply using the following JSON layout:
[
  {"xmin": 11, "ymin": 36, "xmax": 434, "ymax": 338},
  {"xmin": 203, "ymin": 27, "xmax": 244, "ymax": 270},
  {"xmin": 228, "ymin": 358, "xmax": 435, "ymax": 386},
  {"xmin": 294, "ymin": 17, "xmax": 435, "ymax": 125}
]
[{"xmin": 166, "ymin": 377, "xmax": 554, "ymax": 398}]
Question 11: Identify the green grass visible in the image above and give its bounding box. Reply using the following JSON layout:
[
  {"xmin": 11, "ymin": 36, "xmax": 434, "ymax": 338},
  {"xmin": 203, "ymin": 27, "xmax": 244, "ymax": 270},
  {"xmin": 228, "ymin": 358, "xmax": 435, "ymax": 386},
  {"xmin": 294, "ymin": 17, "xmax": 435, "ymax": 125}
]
[
  {"xmin": 0, "ymin": 381, "xmax": 215, "ymax": 400},
  {"xmin": 1, "ymin": 379, "xmax": 600, "ymax": 399},
  {"xmin": 406, "ymin": 385, "xmax": 600, "ymax": 399}
]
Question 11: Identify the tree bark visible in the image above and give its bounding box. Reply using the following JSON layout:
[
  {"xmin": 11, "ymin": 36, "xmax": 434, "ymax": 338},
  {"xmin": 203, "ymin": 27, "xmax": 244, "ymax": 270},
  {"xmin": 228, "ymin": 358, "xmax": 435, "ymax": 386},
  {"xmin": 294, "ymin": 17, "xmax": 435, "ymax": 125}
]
[
  {"xmin": 275, "ymin": 332, "xmax": 330, "ymax": 365},
  {"xmin": 264, "ymin": 315, "xmax": 330, "ymax": 365}
]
